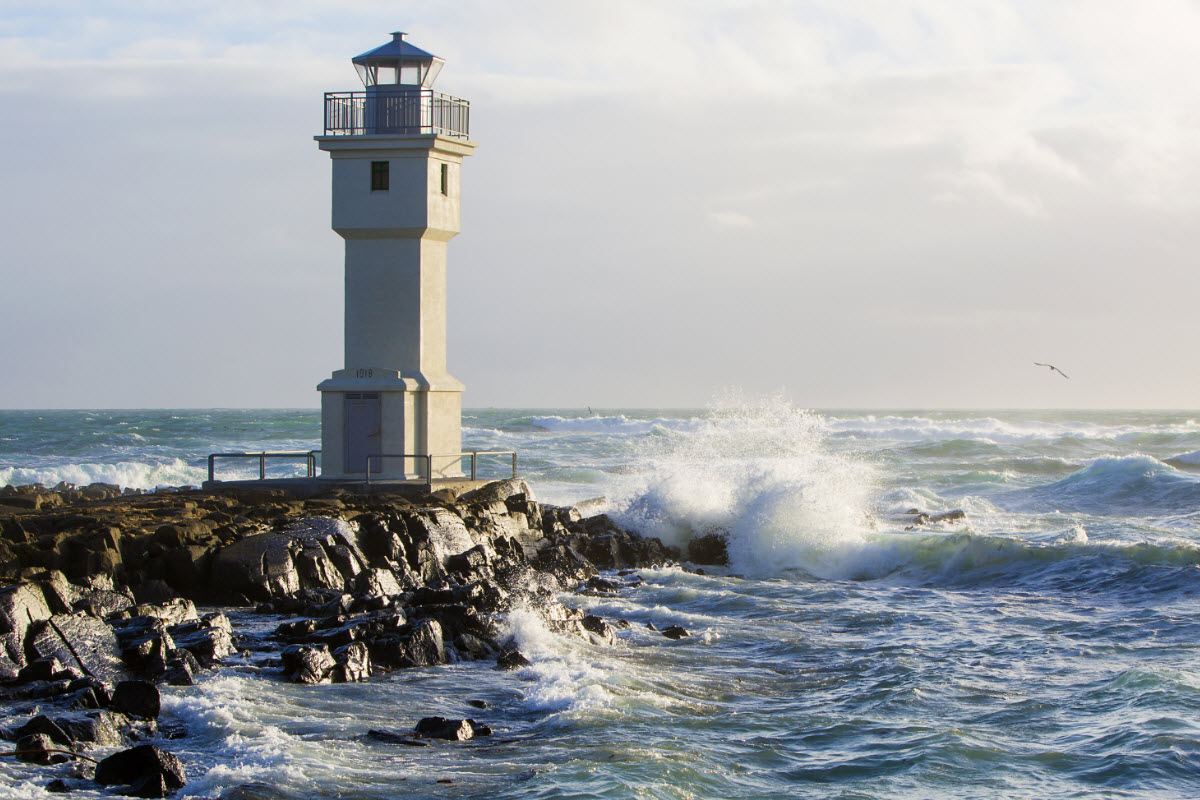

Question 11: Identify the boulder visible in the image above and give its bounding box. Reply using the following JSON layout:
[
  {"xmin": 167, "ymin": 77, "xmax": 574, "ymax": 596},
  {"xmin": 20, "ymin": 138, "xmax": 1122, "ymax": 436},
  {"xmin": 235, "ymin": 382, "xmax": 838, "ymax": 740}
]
[
  {"xmin": 94, "ymin": 745, "xmax": 186, "ymax": 796},
  {"xmin": 15, "ymin": 732, "xmax": 61, "ymax": 764},
  {"xmin": 280, "ymin": 644, "xmax": 335, "ymax": 684},
  {"xmin": 210, "ymin": 534, "xmax": 299, "ymax": 602},
  {"xmin": 27, "ymin": 612, "xmax": 129, "ymax": 684},
  {"xmin": 661, "ymin": 625, "xmax": 690, "ymax": 640},
  {"xmin": 112, "ymin": 680, "xmax": 161, "ymax": 719},
  {"xmin": 414, "ymin": 716, "xmax": 475, "ymax": 741}
]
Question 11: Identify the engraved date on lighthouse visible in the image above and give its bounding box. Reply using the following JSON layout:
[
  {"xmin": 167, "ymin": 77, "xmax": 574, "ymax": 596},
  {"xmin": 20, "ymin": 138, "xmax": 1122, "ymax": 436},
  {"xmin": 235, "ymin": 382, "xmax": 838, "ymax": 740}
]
[{"xmin": 355, "ymin": 368, "xmax": 375, "ymax": 378}]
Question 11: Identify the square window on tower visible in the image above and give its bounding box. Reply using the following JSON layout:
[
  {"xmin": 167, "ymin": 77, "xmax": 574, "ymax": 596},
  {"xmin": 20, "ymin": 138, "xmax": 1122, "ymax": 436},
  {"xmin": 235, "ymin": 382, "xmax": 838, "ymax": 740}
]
[
  {"xmin": 371, "ymin": 161, "xmax": 389, "ymax": 191},
  {"xmin": 440, "ymin": 163, "xmax": 449, "ymax": 195}
]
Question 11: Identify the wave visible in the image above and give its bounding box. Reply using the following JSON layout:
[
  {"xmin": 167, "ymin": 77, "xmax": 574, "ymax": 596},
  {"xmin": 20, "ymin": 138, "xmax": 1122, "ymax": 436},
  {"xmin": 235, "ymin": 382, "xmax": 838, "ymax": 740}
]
[
  {"xmin": 1003, "ymin": 455, "xmax": 1200, "ymax": 516},
  {"xmin": 828, "ymin": 414, "xmax": 1200, "ymax": 448},
  {"xmin": 529, "ymin": 414, "xmax": 707, "ymax": 435},
  {"xmin": 0, "ymin": 457, "xmax": 307, "ymax": 491}
]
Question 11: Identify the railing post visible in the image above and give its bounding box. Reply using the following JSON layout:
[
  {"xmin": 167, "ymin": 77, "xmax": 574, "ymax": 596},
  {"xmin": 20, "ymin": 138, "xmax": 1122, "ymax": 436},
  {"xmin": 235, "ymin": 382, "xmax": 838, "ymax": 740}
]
[
  {"xmin": 208, "ymin": 455, "xmax": 216, "ymax": 483},
  {"xmin": 512, "ymin": 452, "xmax": 518, "ymax": 478},
  {"xmin": 259, "ymin": 452, "xmax": 266, "ymax": 480},
  {"xmin": 426, "ymin": 454, "xmax": 434, "ymax": 493},
  {"xmin": 471, "ymin": 451, "xmax": 477, "ymax": 480}
]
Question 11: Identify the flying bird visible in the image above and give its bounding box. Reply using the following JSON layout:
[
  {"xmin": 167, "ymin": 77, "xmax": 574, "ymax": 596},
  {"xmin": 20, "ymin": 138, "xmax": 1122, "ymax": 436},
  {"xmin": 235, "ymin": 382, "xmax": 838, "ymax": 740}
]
[{"xmin": 1034, "ymin": 362, "xmax": 1070, "ymax": 379}]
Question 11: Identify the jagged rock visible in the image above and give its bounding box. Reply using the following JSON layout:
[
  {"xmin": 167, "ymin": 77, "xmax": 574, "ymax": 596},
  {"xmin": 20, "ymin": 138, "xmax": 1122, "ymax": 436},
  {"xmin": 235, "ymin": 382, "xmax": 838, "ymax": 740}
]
[
  {"xmin": 0, "ymin": 582, "xmax": 52, "ymax": 676},
  {"xmin": 355, "ymin": 568, "xmax": 401, "ymax": 599},
  {"xmin": 581, "ymin": 615, "xmax": 617, "ymax": 646},
  {"xmin": 210, "ymin": 533, "xmax": 299, "ymax": 602},
  {"xmin": 45, "ymin": 778, "xmax": 71, "ymax": 793},
  {"xmin": 332, "ymin": 641, "xmax": 370, "ymax": 682},
  {"xmin": 56, "ymin": 710, "xmax": 125, "ymax": 747},
  {"xmin": 686, "ymin": 532, "xmax": 729, "ymax": 566},
  {"xmin": 452, "ymin": 633, "xmax": 496, "ymax": 661},
  {"xmin": 414, "ymin": 716, "xmax": 475, "ymax": 741},
  {"xmin": 661, "ymin": 625, "xmax": 690, "ymax": 640},
  {"xmin": 169, "ymin": 612, "xmax": 233, "ymax": 667},
  {"xmin": 371, "ymin": 619, "xmax": 444, "ymax": 669},
  {"xmin": 15, "ymin": 732, "xmax": 62, "ymax": 764},
  {"xmin": 280, "ymin": 644, "xmax": 335, "ymax": 684},
  {"xmin": 295, "ymin": 546, "xmax": 344, "ymax": 591},
  {"xmin": 28, "ymin": 612, "xmax": 129, "ymax": 684},
  {"xmin": 16, "ymin": 715, "xmax": 73, "ymax": 747},
  {"xmin": 496, "ymin": 648, "xmax": 530, "ymax": 670},
  {"xmin": 94, "ymin": 744, "xmax": 186, "ymax": 796},
  {"xmin": 112, "ymin": 680, "xmax": 161, "ymax": 719}
]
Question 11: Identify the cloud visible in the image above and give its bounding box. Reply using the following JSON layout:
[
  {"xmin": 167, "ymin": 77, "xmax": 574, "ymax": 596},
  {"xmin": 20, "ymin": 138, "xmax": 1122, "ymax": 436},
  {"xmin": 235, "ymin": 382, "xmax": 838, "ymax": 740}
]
[{"xmin": 707, "ymin": 210, "xmax": 755, "ymax": 229}]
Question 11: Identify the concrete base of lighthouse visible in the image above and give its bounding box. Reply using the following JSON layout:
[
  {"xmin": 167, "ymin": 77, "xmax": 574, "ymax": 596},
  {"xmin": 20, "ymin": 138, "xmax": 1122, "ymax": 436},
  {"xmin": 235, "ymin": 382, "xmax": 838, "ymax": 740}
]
[{"xmin": 317, "ymin": 367, "xmax": 464, "ymax": 480}]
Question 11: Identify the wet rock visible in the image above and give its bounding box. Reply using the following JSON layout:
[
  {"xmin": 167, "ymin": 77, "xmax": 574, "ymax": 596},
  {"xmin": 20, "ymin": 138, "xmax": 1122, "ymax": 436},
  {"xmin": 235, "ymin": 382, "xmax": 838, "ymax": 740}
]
[
  {"xmin": 169, "ymin": 612, "xmax": 233, "ymax": 667},
  {"xmin": 28, "ymin": 612, "xmax": 129, "ymax": 684},
  {"xmin": 210, "ymin": 533, "xmax": 299, "ymax": 602},
  {"xmin": 581, "ymin": 614, "xmax": 617, "ymax": 646},
  {"xmin": 332, "ymin": 641, "xmax": 371, "ymax": 682},
  {"xmin": 56, "ymin": 710, "xmax": 125, "ymax": 747},
  {"xmin": 94, "ymin": 744, "xmax": 186, "ymax": 797},
  {"xmin": 280, "ymin": 644, "xmax": 335, "ymax": 684},
  {"xmin": 45, "ymin": 779, "xmax": 71, "ymax": 793},
  {"xmin": 686, "ymin": 532, "xmax": 729, "ymax": 566},
  {"xmin": 16, "ymin": 715, "xmax": 73, "ymax": 747},
  {"xmin": 0, "ymin": 582, "xmax": 53, "ymax": 676},
  {"xmin": 414, "ymin": 716, "xmax": 475, "ymax": 741},
  {"xmin": 15, "ymin": 732, "xmax": 63, "ymax": 764},
  {"xmin": 112, "ymin": 680, "xmax": 161, "ymax": 719},
  {"xmin": 661, "ymin": 625, "xmax": 690, "ymax": 640},
  {"xmin": 371, "ymin": 619, "xmax": 444, "ymax": 669},
  {"xmin": 496, "ymin": 648, "xmax": 530, "ymax": 670}
]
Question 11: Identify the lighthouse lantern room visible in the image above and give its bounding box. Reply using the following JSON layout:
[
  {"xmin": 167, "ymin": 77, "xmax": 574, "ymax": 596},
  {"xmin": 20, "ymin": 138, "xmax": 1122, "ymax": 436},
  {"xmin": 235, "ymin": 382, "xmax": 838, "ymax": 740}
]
[{"xmin": 315, "ymin": 32, "xmax": 475, "ymax": 481}]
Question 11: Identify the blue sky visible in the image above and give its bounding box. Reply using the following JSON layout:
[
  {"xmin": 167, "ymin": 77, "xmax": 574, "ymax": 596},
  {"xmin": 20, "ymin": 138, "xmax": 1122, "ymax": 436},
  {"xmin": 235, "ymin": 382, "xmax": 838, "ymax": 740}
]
[{"xmin": 2, "ymin": 1, "xmax": 1199, "ymax": 408}]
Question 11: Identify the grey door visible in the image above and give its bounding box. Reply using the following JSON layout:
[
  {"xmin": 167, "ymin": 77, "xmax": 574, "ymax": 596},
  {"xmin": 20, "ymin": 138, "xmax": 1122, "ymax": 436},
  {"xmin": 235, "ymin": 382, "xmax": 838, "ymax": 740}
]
[{"xmin": 344, "ymin": 393, "xmax": 381, "ymax": 473}]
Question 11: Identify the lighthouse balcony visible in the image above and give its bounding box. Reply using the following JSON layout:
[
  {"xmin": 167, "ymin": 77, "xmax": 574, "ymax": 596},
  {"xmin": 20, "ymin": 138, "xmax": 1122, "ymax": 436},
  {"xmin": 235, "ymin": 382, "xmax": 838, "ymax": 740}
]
[{"xmin": 324, "ymin": 90, "xmax": 470, "ymax": 137}]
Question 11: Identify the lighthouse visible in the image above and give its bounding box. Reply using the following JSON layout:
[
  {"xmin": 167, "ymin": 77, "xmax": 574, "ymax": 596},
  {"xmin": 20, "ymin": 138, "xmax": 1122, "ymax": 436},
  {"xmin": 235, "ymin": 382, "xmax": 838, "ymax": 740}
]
[{"xmin": 315, "ymin": 33, "xmax": 475, "ymax": 481}]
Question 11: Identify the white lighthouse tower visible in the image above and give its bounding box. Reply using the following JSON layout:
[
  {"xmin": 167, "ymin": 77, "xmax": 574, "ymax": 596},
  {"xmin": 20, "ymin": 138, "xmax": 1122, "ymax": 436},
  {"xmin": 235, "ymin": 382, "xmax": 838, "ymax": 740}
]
[{"xmin": 315, "ymin": 33, "xmax": 475, "ymax": 481}]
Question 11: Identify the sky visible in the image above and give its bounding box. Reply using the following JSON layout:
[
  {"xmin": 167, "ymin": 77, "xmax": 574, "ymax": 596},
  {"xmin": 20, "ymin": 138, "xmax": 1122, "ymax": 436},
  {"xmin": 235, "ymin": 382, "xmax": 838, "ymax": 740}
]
[{"xmin": 1, "ymin": 0, "xmax": 1199, "ymax": 409}]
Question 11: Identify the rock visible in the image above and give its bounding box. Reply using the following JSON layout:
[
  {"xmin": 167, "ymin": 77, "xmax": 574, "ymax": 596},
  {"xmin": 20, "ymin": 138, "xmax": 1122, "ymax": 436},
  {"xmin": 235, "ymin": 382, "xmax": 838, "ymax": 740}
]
[
  {"xmin": 210, "ymin": 533, "xmax": 299, "ymax": 602},
  {"xmin": 371, "ymin": 619, "xmax": 444, "ymax": 669},
  {"xmin": 16, "ymin": 715, "xmax": 73, "ymax": 747},
  {"xmin": 332, "ymin": 641, "xmax": 370, "ymax": 682},
  {"xmin": 496, "ymin": 648, "xmax": 530, "ymax": 670},
  {"xmin": 686, "ymin": 532, "xmax": 729, "ymax": 566},
  {"xmin": 45, "ymin": 779, "xmax": 71, "ymax": 793},
  {"xmin": 27, "ymin": 612, "xmax": 129, "ymax": 684},
  {"xmin": 661, "ymin": 625, "xmax": 690, "ymax": 640},
  {"xmin": 94, "ymin": 745, "xmax": 186, "ymax": 795},
  {"xmin": 581, "ymin": 615, "xmax": 617, "ymax": 646},
  {"xmin": 15, "ymin": 732, "xmax": 62, "ymax": 764},
  {"xmin": 56, "ymin": 710, "xmax": 125, "ymax": 747},
  {"xmin": 0, "ymin": 582, "xmax": 53, "ymax": 673},
  {"xmin": 170, "ymin": 613, "xmax": 234, "ymax": 667},
  {"xmin": 280, "ymin": 644, "xmax": 335, "ymax": 684},
  {"xmin": 112, "ymin": 680, "xmax": 161, "ymax": 719},
  {"xmin": 414, "ymin": 716, "xmax": 474, "ymax": 741},
  {"xmin": 354, "ymin": 568, "xmax": 401, "ymax": 599}
]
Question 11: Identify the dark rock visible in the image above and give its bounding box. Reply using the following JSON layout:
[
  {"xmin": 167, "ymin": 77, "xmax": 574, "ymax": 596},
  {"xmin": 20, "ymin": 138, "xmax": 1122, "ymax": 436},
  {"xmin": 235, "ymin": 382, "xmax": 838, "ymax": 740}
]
[
  {"xmin": 46, "ymin": 779, "xmax": 71, "ymax": 793},
  {"xmin": 687, "ymin": 532, "xmax": 729, "ymax": 566},
  {"xmin": 280, "ymin": 644, "xmax": 335, "ymax": 684},
  {"xmin": 661, "ymin": 625, "xmax": 690, "ymax": 640},
  {"xmin": 112, "ymin": 680, "xmax": 161, "ymax": 719},
  {"xmin": 415, "ymin": 716, "xmax": 474, "ymax": 741},
  {"xmin": 581, "ymin": 615, "xmax": 617, "ymax": 646},
  {"xmin": 370, "ymin": 619, "xmax": 444, "ymax": 669},
  {"xmin": 15, "ymin": 732, "xmax": 62, "ymax": 764},
  {"xmin": 56, "ymin": 710, "xmax": 125, "ymax": 747},
  {"xmin": 210, "ymin": 533, "xmax": 299, "ymax": 602},
  {"xmin": 366, "ymin": 729, "xmax": 427, "ymax": 746},
  {"xmin": 94, "ymin": 745, "xmax": 185, "ymax": 794},
  {"xmin": 16, "ymin": 714, "xmax": 72, "ymax": 747},
  {"xmin": 496, "ymin": 648, "xmax": 530, "ymax": 670},
  {"xmin": 27, "ymin": 612, "xmax": 129, "ymax": 684},
  {"xmin": 169, "ymin": 613, "xmax": 233, "ymax": 667},
  {"xmin": 332, "ymin": 641, "xmax": 370, "ymax": 682}
]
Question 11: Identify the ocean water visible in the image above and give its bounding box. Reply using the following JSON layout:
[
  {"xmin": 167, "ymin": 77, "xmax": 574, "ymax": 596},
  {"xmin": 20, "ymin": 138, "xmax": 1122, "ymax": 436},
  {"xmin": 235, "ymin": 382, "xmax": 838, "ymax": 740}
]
[{"xmin": 4, "ymin": 402, "xmax": 1200, "ymax": 798}]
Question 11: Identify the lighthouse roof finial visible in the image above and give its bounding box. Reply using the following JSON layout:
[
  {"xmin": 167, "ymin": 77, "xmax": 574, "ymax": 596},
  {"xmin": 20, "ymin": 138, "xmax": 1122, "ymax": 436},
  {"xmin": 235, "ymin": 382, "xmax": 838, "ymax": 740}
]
[{"xmin": 352, "ymin": 32, "xmax": 439, "ymax": 64}]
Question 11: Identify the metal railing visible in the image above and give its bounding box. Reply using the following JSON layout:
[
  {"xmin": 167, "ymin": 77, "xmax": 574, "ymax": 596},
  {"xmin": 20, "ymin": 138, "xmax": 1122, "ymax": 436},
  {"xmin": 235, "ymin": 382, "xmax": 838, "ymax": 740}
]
[
  {"xmin": 365, "ymin": 450, "xmax": 518, "ymax": 490},
  {"xmin": 207, "ymin": 451, "xmax": 320, "ymax": 483},
  {"xmin": 324, "ymin": 90, "xmax": 470, "ymax": 137}
]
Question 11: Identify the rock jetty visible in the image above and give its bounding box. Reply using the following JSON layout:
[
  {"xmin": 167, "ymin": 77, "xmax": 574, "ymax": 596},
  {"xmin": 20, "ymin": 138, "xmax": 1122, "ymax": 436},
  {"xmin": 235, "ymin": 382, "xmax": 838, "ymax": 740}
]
[{"xmin": 0, "ymin": 478, "xmax": 679, "ymax": 796}]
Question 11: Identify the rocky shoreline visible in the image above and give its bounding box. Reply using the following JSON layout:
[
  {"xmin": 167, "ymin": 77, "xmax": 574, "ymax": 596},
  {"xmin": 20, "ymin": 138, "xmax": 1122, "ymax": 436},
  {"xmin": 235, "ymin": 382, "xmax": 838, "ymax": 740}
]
[{"xmin": 0, "ymin": 478, "xmax": 681, "ymax": 797}]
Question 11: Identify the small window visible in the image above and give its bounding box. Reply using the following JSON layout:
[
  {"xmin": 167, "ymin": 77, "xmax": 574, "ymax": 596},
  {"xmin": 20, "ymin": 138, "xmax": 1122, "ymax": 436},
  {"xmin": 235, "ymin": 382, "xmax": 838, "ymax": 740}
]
[
  {"xmin": 440, "ymin": 163, "xmax": 449, "ymax": 195},
  {"xmin": 371, "ymin": 161, "xmax": 389, "ymax": 191}
]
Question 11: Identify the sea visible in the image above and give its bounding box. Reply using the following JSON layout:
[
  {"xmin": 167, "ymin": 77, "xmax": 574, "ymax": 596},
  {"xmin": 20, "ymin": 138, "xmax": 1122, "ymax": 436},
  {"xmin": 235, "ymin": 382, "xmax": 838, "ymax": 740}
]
[{"xmin": 3, "ymin": 401, "xmax": 1200, "ymax": 799}]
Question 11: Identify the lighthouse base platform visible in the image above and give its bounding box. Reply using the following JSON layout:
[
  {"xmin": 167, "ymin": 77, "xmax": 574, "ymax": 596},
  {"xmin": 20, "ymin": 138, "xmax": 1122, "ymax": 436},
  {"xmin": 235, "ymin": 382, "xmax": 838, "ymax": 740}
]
[{"xmin": 200, "ymin": 476, "xmax": 493, "ymax": 500}]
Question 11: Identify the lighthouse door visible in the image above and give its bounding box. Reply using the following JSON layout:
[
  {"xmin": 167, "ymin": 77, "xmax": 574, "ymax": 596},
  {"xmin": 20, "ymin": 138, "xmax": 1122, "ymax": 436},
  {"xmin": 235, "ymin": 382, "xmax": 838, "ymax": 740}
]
[{"xmin": 344, "ymin": 393, "xmax": 381, "ymax": 474}]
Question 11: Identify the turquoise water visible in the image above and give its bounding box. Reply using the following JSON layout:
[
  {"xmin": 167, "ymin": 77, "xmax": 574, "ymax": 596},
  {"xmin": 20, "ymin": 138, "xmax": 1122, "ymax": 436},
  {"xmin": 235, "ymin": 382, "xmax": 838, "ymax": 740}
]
[{"xmin": 3, "ymin": 404, "xmax": 1200, "ymax": 798}]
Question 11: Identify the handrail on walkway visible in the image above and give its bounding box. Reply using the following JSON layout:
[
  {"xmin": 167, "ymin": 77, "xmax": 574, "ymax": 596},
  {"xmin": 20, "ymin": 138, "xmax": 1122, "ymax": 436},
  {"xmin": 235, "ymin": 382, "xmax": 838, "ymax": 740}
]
[
  {"xmin": 207, "ymin": 451, "xmax": 321, "ymax": 483},
  {"xmin": 366, "ymin": 450, "xmax": 518, "ymax": 491}
]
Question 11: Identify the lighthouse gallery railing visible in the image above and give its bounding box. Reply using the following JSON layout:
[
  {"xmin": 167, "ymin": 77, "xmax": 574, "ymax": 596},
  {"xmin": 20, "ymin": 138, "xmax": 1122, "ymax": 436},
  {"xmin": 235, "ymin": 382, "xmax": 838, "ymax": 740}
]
[{"xmin": 324, "ymin": 91, "xmax": 470, "ymax": 138}]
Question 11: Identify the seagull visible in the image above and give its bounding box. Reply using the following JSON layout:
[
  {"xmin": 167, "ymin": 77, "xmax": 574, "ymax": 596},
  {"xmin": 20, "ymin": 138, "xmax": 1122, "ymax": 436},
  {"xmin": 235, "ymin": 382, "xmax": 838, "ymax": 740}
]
[{"xmin": 1034, "ymin": 362, "xmax": 1070, "ymax": 379}]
